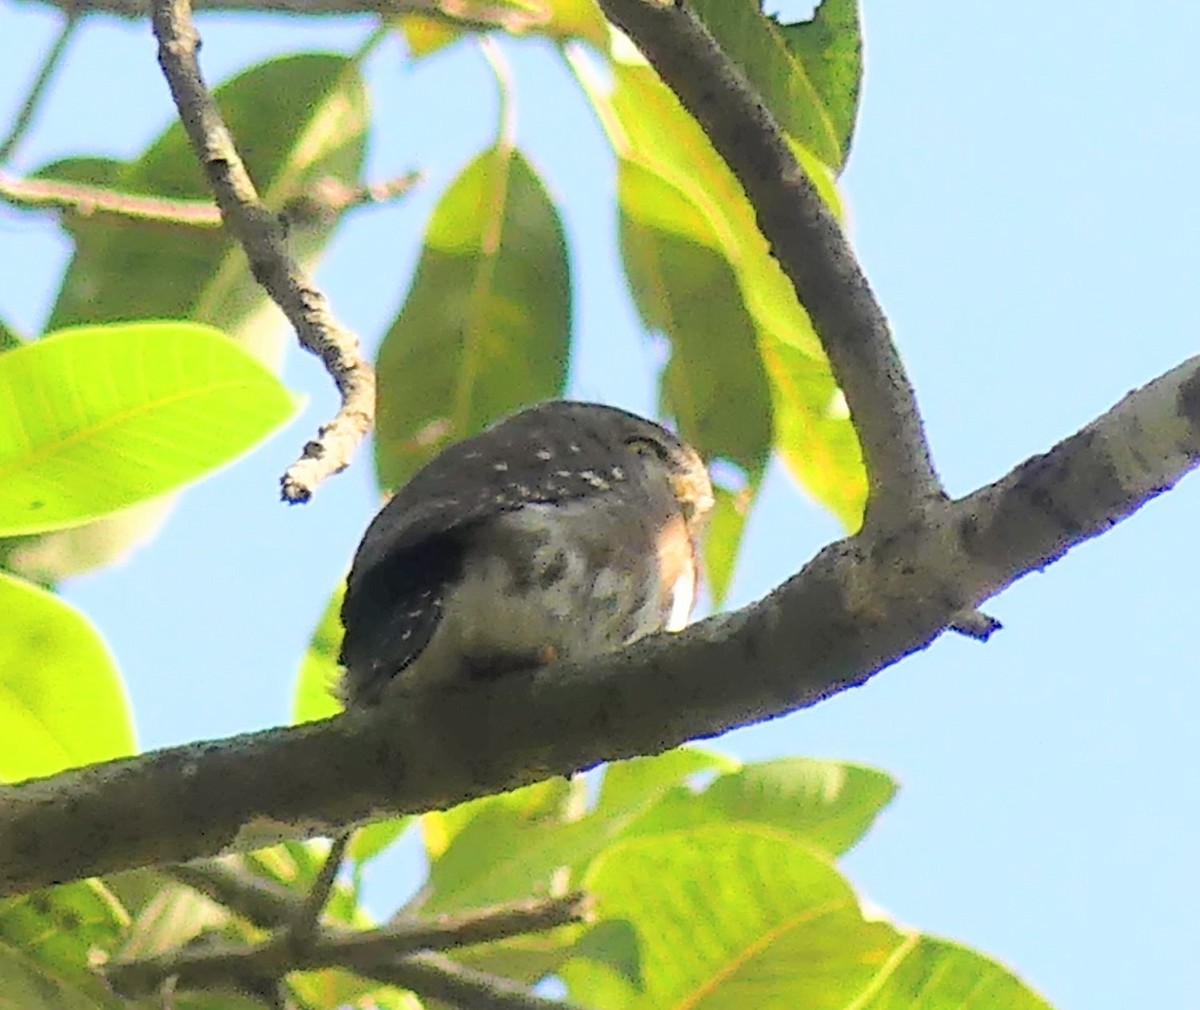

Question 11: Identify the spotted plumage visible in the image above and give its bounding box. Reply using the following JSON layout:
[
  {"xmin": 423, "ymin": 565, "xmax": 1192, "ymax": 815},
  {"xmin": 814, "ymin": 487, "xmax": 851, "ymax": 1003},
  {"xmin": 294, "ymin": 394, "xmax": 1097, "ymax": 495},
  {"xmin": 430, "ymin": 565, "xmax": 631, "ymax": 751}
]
[{"xmin": 338, "ymin": 401, "xmax": 714, "ymax": 706}]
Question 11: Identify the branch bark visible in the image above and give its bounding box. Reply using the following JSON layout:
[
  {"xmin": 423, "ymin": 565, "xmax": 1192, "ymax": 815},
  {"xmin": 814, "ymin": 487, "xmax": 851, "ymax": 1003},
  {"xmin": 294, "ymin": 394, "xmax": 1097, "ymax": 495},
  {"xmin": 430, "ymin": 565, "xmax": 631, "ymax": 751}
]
[
  {"xmin": 150, "ymin": 0, "xmax": 375, "ymax": 502},
  {"xmin": 105, "ymin": 891, "xmax": 591, "ymax": 997},
  {"xmin": 4, "ymin": 355, "xmax": 1198, "ymax": 896}
]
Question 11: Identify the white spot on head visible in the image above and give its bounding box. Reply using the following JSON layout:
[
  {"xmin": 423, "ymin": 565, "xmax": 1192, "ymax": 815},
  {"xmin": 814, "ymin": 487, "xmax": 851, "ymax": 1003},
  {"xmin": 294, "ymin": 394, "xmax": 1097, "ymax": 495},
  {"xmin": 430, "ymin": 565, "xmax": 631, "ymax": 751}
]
[
  {"xmin": 568, "ymin": 443, "xmax": 581, "ymax": 453},
  {"xmin": 611, "ymin": 466, "xmax": 625, "ymax": 480},
  {"xmin": 536, "ymin": 449, "xmax": 553, "ymax": 460},
  {"xmin": 554, "ymin": 469, "xmax": 572, "ymax": 478},
  {"xmin": 493, "ymin": 462, "xmax": 509, "ymax": 471},
  {"xmin": 580, "ymin": 469, "xmax": 610, "ymax": 490}
]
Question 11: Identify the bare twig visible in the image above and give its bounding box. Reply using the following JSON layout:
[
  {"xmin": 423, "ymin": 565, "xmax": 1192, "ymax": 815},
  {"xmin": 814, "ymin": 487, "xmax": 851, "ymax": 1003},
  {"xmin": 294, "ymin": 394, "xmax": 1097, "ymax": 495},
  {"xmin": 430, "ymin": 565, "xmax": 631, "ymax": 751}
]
[
  {"xmin": 0, "ymin": 170, "xmax": 223, "ymax": 225},
  {"xmin": 382, "ymin": 952, "xmax": 580, "ymax": 1010},
  {"xmin": 288, "ymin": 832, "xmax": 349, "ymax": 949},
  {"xmin": 595, "ymin": 0, "xmax": 936, "ymax": 528},
  {"xmin": 165, "ymin": 860, "xmax": 589, "ymax": 1009},
  {"xmin": 149, "ymin": 0, "xmax": 375, "ymax": 502},
  {"xmin": 105, "ymin": 891, "xmax": 592, "ymax": 997},
  {"xmin": 5, "ymin": 353, "xmax": 1199, "ymax": 896},
  {"xmin": 0, "ymin": 12, "xmax": 79, "ymax": 165},
  {"xmin": 281, "ymin": 170, "xmax": 422, "ymax": 227}
]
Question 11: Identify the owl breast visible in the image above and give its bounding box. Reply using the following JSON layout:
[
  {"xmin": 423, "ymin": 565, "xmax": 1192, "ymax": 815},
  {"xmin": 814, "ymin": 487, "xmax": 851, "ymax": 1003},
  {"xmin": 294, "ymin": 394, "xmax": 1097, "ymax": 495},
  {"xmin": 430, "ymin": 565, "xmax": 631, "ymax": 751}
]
[{"xmin": 398, "ymin": 493, "xmax": 698, "ymax": 688}]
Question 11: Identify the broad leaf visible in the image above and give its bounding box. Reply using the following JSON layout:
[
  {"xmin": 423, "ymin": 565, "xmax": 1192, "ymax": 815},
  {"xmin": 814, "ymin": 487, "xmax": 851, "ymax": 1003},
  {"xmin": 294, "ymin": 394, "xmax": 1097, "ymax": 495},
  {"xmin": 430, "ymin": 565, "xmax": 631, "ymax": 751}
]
[
  {"xmin": 573, "ymin": 49, "xmax": 868, "ymax": 533},
  {"xmin": 0, "ymin": 322, "xmax": 299, "ymax": 538},
  {"xmin": 16, "ymin": 54, "xmax": 367, "ymax": 579},
  {"xmin": 0, "ymin": 881, "xmax": 127, "ymax": 984},
  {"xmin": 0, "ymin": 572, "xmax": 133, "ymax": 781},
  {"xmin": 623, "ymin": 758, "xmax": 897, "ymax": 857},
  {"xmin": 45, "ymin": 53, "xmax": 369, "ymax": 368},
  {"xmin": 859, "ymin": 934, "xmax": 1052, "ymax": 1009},
  {"xmin": 690, "ymin": 0, "xmax": 863, "ymax": 170},
  {"xmin": 374, "ymin": 145, "xmax": 570, "ymax": 491},
  {"xmin": 565, "ymin": 825, "xmax": 901, "ymax": 1008}
]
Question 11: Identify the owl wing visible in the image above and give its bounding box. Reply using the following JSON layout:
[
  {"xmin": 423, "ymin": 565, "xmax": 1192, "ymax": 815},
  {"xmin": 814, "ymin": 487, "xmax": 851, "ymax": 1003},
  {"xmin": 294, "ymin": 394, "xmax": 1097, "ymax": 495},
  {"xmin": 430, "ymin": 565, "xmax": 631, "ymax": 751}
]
[{"xmin": 338, "ymin": 404, "xmax": 642, "ymax": 704}]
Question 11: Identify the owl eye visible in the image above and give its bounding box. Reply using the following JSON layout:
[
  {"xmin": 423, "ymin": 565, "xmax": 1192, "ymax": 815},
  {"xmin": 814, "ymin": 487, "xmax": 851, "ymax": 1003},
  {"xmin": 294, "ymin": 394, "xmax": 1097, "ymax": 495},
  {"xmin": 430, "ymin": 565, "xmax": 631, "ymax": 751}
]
[{"xmin": 626, "ymin": 436, "xmax": 672, "ymax": 463}]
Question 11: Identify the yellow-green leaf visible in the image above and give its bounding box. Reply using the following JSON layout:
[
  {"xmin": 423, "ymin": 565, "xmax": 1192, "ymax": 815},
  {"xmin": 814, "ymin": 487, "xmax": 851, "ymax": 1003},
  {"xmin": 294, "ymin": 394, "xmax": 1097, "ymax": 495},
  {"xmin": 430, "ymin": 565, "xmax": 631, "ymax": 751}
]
[
  {"xmin": 0, "ymin": 322, "xmax": 299, "ymax": 538},
  {"xmin": 0, "ymin": 571, "xmax": 134, "ymax": 782}
]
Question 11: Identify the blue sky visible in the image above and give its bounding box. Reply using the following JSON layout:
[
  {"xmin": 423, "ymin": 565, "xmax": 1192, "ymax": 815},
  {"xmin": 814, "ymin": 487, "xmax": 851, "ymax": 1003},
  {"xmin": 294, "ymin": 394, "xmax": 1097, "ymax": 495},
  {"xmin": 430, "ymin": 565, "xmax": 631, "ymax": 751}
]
[{"xmin": 2, "ymin": 3, "xmax": 1197, "ymax": 1008}]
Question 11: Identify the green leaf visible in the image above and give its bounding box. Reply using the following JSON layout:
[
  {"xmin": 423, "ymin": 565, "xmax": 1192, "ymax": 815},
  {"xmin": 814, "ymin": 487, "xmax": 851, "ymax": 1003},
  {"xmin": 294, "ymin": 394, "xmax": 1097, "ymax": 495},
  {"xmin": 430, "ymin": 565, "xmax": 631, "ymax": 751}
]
[
  {"xmin": 574, "ymin": 51, "xmax": 868, "ymax": 534},
  {"xmin": 620, "ymin": 159, "xmax": 773, "ymax": 477},
  {"xmin": 776, "ymin": 0, "xmax": 863, "ymax": 167},
  {"xmin": 566, "ymin": 825, "xmax": 902, "ymax": 1009},
  {"xmin": 859, "ymin": 934, "xmax": 1052, "ymax": 1010},
  {"xmin": 624, "ymin": 758, "xmax": 897, "ymax": 857},
  {"xmin": 596, "ymin": 746, "xmax": 739, "ymax": 816},
  {"xmin": 348, "ymin": 817, "xmax": 414, "ymax": 865},
  {"xmin": 617, "ymin": 157, "xmax": 771, "ymax": 600},
  {"xmin": 45, "ymin": 53, "xmax": 369, "ymax": 369},
  {"xmin": 0, "ymin": 571, "xmax": 133, "ymax": 782},
  {"xmin": 761, "ymin": 335, "xmax": 866, "ymax": 530},
  {"xmin": 292, "ymin": 581, "xmax": 346, "ymax": 724},
  {"xmin": 0, "ymin": 318, "xmax": 24, "ymax": 351},
  {"xmin": 0, "ymin": 881, "xmax": 127, "ymax": 984},
  {"xmin": 690, "ymin": 0, "xmax": 863, "ymax": 170},
  {"xmin": 0, "ymin": 940, "xmax": 116, "ymax": 1009},
  {"xmin": 374, "ymin": 145, "xmax": 570, "ymax": 491},
  {"xmin": 0, "ymin": 322, "xmax": 299, "ymax": 538}
]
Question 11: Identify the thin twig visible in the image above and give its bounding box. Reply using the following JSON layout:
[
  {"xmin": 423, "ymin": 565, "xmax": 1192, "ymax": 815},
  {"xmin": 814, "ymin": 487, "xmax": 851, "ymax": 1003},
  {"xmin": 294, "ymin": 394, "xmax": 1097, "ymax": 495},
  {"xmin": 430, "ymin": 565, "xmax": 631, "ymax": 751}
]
[
  {"xmin": 289, "ymin": 832, "xmax": 349, "ymax": 949},
  {"xmin": 595, "ymin": 0, "xmax": 938, "ymax": 529},
  {"xmin": 0, "ymin": 170, "xmax": 223, "ymax": 225},
  {"xmin": 383, "ymin": 952, "xmax": 579, "ymax": 1010},
  {"xmin": 105, "ymin": 891, "xmax": 593, "ymax": 997},
  {"xmin": 164, "ymin": 859, "xmax": 590, "ymax": 1009},
  {"xmin": 149, "ymin": 0, "xmax": 375, "ymax": 502},
  {"xmin": 0, "ymin": 12, "xmax": 79, "ymax": 165}
]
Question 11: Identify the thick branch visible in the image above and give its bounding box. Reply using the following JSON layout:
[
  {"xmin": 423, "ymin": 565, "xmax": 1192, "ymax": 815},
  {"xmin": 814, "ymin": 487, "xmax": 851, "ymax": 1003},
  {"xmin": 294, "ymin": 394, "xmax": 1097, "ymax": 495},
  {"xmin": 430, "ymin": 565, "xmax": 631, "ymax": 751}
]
[
  {"xmin": 596, "ymin": 0, "xmax": 936, "ymax": 526},
  {"xmin": 150, "ymin": 0, "xmax": 374, "ymax": 501},
  {"xmin": 3, "ymin": 355, "xmax": 1198, "ymax": 896}
]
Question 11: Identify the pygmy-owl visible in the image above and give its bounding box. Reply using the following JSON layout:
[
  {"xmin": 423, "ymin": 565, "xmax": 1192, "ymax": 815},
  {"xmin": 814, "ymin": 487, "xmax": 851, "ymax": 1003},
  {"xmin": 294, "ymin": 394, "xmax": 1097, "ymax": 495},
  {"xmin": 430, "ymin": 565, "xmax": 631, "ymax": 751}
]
[{"xmin": 338, "ymin": 401, "xmax": 714, "ymax": 706}]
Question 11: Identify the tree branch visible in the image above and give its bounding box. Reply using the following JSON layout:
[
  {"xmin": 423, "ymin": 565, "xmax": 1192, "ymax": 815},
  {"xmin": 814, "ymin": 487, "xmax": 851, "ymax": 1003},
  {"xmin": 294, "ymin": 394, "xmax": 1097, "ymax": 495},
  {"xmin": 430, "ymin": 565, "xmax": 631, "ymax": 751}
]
[
  {"xmin": 595, "ymin": 0, "xmax": 935, "ymax": 527},
  {"xmin": 105, "ymin": 891, "xmax": 592, "ymax": 997},
  {"xmin": 4, "ymin": 355, "xmax": 1198, "ymax": 896},
  {"xmin": 149, "ymin": 0, "xmax": 375, "ymax": 502}
]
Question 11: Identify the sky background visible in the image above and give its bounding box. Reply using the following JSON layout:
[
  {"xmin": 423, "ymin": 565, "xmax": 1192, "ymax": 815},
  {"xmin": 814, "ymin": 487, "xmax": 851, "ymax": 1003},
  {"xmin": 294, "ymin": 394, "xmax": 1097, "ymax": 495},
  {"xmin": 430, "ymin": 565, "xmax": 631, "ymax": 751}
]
[{"xmin": 2, "ymin": 3, "xmax": 1198, "ymax": 1008}]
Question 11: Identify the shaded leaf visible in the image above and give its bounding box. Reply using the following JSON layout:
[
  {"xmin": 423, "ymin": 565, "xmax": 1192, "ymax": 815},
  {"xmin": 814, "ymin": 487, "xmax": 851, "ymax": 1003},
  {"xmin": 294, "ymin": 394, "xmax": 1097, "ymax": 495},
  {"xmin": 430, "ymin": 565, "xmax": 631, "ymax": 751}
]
[
  {"xmin": 45, "ymin": 53, "xmax": 369, "ymax": 369},
  {"xmin": 0, "ymin": 322, "xmax": 299, "ymax": 538},
  {"xmin": 374, "ymin": 145, "xmax": 569, "ymax": 491},
  {"xmin": 0, "ymin": 881, "xmax": 127, "ymax": 984},
  {"xmin": 776, "ymin": 0, "xmax": 864, "ymax": 166},
  {"xmin": 0, "ymin": 940, "xmax": 115, "ymax": 1010},
  {"xmin": 0, "ymin": 318, "xmax": 23, "ymax": 351},
  {"xmin": 619, "ymin": 159, "xmax": 773, "ymax": 477},
  {"xmin": 0, "ymin": 571, "xmax": 133, "ymax": 782},
  {"xmin": 690, "ymin": 0, "xmax": 863, "ymax": 170}
]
